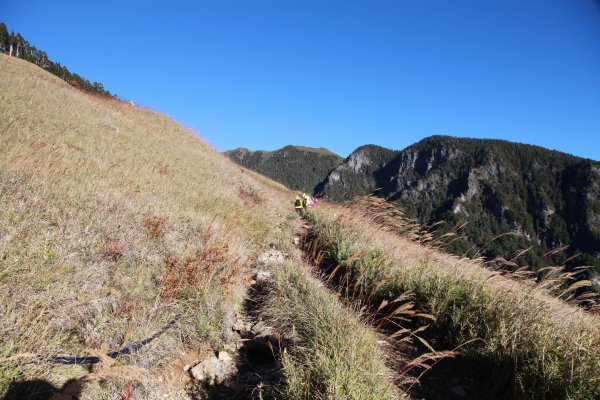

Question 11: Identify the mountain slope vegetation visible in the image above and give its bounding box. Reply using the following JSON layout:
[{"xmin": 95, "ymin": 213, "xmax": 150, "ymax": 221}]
[
  {"xmin": 3, "ymin": 53, "xmax": 600, "ymax": 400},
  {"xmin": 226, "ymin": 145, "xmax": 343, "ymax": 193},
  {"xmin": 0, "ymin": 54, "xmax": 291, "ymax": 397},
  {"xmin": 314, "ymin": 144, "xmax": 398, "ymax": 199}
]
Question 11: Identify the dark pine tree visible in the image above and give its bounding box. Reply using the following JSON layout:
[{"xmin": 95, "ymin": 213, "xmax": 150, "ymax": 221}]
[
  {"xmin": 0, "ymin": 22, "xmax": 8, "ymax": 53},
  {"xmin": 8, "ymin": 30, "xmax": 16, "ymax": 55}
]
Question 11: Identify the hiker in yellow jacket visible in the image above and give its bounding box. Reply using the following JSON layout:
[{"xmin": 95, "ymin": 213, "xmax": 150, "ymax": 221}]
[{"xmin": 294, "ymin": 195, "xmax": 305, "ymax": 216}]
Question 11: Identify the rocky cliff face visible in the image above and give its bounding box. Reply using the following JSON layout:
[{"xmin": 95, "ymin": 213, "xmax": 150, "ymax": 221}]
[
  {"xmin": 314, "ymin": 145, "xmax": 398, "ymax": 199},
  {"xmin": 318, "ymin": 136, "xmax": 600, "ymax": 273}
]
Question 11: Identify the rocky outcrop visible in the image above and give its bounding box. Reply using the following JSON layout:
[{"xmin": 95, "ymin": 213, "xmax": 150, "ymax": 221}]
[
  {"xmin": 191, "ymin": 351, "xmax": 237, "ymax": 386},
  {"xmin": 316, "ymin": 145, "xmax": 398, "ymax": 200}
]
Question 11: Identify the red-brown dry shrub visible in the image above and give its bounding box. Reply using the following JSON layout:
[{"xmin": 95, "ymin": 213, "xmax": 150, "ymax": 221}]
[
  {"xmin": 117, "ymin": 380, "xmax": 141, "ymax": 400},
  {"xmin": 238, "ymin": 186, "xmax": 263, "ymax": 207},
  {"xmin": 115, "ymin": 299, "xmax": 136, "ymax": 320},
  {"xmin": 160, "ymin": 244, "xmax": 229, "ymax": 299},
  {"xmin": 143, "ymin": 214, "xmax": 167, "ymax": 238},
  {"xmin": 158, "ymin": 164, "xmax": 169, "ymax": 175},
  {"xmin": 100, "ymin": 239, "xmax": 124, "ymax": 261}
]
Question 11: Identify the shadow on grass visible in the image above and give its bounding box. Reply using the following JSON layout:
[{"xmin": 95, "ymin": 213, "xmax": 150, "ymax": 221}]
[
  {"xmin": 409, "ymin": 355, "xmax": 519, "ymax": 400},
  {"xmin": 2, "ymin": 378, "xmax": 83, "ymax": 400}
]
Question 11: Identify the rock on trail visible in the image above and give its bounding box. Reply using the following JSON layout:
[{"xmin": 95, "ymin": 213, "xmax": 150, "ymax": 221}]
[{"xmin": 187, "ymin": 251, "xmax": 287, "ymax": 399}]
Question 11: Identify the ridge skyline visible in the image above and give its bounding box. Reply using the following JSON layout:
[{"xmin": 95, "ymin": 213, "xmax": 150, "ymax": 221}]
[{"xmin": 227, "ymin": 135, "xmax": 600, "ymax": 162}]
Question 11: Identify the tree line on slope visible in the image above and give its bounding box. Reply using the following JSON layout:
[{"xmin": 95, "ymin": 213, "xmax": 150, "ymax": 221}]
[{"xmin": 0, "ymin": 22, "xmax": 112, "ymax": 96}]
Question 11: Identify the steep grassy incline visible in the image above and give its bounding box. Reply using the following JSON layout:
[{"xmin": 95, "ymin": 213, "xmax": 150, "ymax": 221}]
[{"xmin": 0, "ymin": 54, "xmax": 294, "ymax": 398}]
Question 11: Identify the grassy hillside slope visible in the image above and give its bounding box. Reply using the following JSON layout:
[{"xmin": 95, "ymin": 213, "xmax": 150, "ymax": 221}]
[
  {"xmin": 0, "ymin": 54, "xmax": 295, "ymax": 397},
  {"xmin": 3, "ymin": 53, "xmax": 600, "ymax": 400},
  {"xmin": 0, "ymin": 55, "xmax": 402, "ymax": 400}
]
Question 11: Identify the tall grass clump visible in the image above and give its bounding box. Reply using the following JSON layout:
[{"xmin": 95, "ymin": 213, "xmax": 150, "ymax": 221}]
[
  {"xmin": 263, "ymin": 262, "xmax": 399, "ymax": 400},
  {"xmin": 304, "ymin": 208, "xmax": 600, "ymax": 399}
]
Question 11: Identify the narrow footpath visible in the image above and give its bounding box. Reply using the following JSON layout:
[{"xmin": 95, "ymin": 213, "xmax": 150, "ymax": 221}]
[{"xmin": 187, "ymin": 254, "xmax": 287, "ymax": 399}]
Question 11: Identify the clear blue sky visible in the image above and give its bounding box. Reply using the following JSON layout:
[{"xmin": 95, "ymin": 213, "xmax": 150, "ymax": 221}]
[{"xmin": 2, "ymin": 0, "xmax": 600, "ymax": 159}]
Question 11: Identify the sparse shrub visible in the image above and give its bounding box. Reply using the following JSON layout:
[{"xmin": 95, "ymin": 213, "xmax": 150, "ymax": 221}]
[
  {"xmin": 160, "ymin": 245, "xmax": 229, "ymax": 299},
  {"xmin": 238, "ymin": 185, "xmax": 263, "ymax": 207},
  {"xmin": 158, "ymin": 164, "xmax": 169, "ymax": 176},
  {"xmin": 114, "ymin": 299, "xmax": 136, "ymax": 320},
  {"xmin": 100, "ymin": 239, "xmax": 124, "ymax": 261},
  {"xmin": 116, "ymin": 380, "xmax": 141, "ymax": 400},
  {"xmin": 143, "ymin": 214, "xmax": 167, "ymax": 238}
]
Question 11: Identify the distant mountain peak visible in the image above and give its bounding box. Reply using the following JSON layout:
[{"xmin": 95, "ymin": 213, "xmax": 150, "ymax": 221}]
[
  {"xmin": 226, "ymin": 145, "xmax": 342, "ymax": 193},
  {"xmin": 276, "ymin": 145, "xmax": 339, "ymax": 156}
]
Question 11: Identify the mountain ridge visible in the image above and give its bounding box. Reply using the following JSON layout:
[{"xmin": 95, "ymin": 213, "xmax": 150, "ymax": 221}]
[{"xmin": 320, "ymin": 136, "xmax": 600, "ymax": 273}]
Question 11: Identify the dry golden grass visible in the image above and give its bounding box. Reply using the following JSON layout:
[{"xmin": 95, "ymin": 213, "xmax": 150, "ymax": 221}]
[
  {"xmin": 265, "ymin": 262, "xmax": 400, "ymax": 400},
  {"xmin": 0, "ymin": 54, "xmax": 293, "ymax": 397},
  {"xmin": 319, "ymin": 198, "xmax": 600, "ymax": 327}
]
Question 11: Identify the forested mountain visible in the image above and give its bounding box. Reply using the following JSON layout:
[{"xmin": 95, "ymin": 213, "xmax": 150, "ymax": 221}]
[
  {"xmin": 318, "ymin": 136, "xmax": 600, "ymax": 274},
  {"xmin": 226, "ymin": 145, "xmax": 343, "ymax": 193},
  {"xmin": 0, "ymin": 22, "xmax": 111, "ymax": 96}
]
